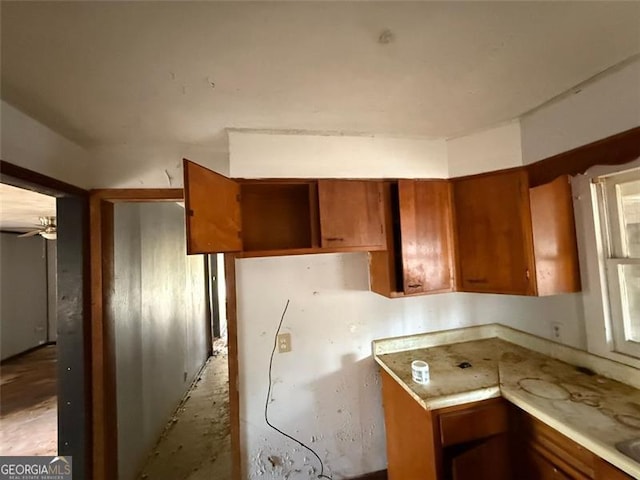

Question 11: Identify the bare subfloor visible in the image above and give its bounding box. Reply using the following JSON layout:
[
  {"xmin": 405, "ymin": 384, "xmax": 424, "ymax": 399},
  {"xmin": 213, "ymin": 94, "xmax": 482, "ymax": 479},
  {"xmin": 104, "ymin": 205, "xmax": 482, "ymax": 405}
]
[
  {"xmin": 0, "ymin": 344, "xmax": 58, "ymax": 456},
  {"xmin": 138, "ymin": 343, "xmax": 231, "ymax": 480}
]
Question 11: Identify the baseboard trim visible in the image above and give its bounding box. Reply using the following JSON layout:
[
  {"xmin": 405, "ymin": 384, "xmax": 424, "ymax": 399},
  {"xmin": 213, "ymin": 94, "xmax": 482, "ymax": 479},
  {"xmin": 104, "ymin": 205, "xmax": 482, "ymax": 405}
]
[
  {"xmin": 0, "ymin": 341, "xmax": 56, "ymax": 364},
  {"xmin": 349, "ymin": 470, "xmax": 387, "ymax": 480}
]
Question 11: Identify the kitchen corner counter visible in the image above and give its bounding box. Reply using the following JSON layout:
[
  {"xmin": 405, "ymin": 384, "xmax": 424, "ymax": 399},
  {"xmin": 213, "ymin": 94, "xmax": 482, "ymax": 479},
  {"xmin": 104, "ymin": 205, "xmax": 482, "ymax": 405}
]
[
  {"xmin": 373, "ymin": 329, "xmax": 640, "ymax": 478},
  {"xmin": 375, "ymin": 338, "xmax": 509, "ymax": 410}
]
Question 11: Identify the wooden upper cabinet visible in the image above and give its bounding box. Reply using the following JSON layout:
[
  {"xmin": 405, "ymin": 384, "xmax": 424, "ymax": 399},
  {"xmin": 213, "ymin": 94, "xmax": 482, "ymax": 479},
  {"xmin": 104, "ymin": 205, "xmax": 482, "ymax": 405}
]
[
  {"xmin": 183, "ymin": 161, "xmax": 387, "ymax": 256},
  {"xmin": 398, "ymin": 180, "xmax": 455, "ymax": 294},
  {"xmin": 369, "ymin": 180, "xmax": 456, "ymax": 297},
  {"xmin": 453, "ymin": 169, "xmax": 581, "ymax": 296},
  {"xmin": 183, "ymin": 159, "xmax": 242, "ymax": 254},
  {"xmin": 369, "ymin": 182, "xmax": 400, "ymax": 297},
  {"xmin": 453, "ymin": 170, "xmax": 537, "ymax": 295},
  {"xmin": 318, "ymin": 180, "xmax": 386, "ymax": 249},
  {"xmin": 530, "ymin": 175, "xmax": 581, "ymax": 295}
]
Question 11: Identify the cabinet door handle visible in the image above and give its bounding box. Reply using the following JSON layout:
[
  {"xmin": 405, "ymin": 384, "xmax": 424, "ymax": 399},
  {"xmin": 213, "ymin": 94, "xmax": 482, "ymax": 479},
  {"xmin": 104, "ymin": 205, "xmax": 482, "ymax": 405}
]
[
  {"xmin": 324, "ymin": 237, "xmax": 344, "ymax": 242},
  {"xmin": 467, "ymin": 278, "xmax": 488, "ymax": 284},
  {"xmin": 525, "ymin": 269, "xmax": 531, "ymax": 280},
  {"xmin": 407, "ymin": 283, "xmax": 423, "ymax": 289}
]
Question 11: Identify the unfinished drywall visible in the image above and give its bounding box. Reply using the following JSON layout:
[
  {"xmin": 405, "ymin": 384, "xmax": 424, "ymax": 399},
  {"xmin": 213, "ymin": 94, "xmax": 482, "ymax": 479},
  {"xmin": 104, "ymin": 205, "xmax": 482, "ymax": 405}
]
[
  {"xmin": 113, "ymin": 202, "xmax": 209, "ymax": 480},
  {"xmin": 0, "ymin": 233, "xmax": 48, "ymax": 360}
]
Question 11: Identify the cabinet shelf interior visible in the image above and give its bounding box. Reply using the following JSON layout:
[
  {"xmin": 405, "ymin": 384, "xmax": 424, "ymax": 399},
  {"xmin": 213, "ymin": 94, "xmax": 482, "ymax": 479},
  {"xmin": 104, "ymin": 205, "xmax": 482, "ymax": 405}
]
[{"xmin": 240, "ymin": 182, "xmax": 317, "ymax": 251}]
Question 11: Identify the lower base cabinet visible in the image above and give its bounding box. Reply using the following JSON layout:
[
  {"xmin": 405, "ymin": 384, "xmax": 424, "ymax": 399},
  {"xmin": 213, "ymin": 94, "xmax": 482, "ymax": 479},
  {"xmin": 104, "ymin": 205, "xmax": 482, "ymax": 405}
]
[
  {"xmin": 380, "ymin": 369, "xmax": 633, "ymax": 480},
  {"xmin": 380, "ymin": 370, "xmax": 509, "ymax": 480},
  {"xmin": 510, "ymin": 406, "xmax": 633, "ymax": 480}
]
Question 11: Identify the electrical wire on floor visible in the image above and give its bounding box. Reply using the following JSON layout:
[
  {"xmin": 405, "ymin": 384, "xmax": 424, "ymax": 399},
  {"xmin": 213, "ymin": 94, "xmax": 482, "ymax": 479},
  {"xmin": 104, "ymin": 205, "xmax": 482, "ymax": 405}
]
[{"xmin": 264, "ymin": 299, "xmax": 333, "ymax": 480}]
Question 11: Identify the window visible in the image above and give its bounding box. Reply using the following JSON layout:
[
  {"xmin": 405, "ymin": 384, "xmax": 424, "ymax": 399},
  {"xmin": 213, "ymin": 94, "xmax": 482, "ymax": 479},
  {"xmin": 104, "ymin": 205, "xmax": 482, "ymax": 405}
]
[{"xmin": 596, "ymin": 167, "xmax": 640, "ymax": 358}]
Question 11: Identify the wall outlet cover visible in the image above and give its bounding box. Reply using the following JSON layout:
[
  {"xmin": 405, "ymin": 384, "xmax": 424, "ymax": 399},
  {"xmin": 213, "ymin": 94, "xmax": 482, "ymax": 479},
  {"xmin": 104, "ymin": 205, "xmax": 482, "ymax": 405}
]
[{"xmin": 278, "ymin": 333, "xmax": 292, "ymax": 353}]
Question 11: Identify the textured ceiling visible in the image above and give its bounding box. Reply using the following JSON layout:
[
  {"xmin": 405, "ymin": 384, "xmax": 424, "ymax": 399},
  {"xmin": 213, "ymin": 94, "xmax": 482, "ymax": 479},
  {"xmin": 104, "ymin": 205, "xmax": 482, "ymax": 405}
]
[
  {"xmin": 2, "ymin": 1, "xmax": 639, "ymax": 149},
  {"xmin": 0, "ymin": 184, "xmax": 56, "ymax": 233}
]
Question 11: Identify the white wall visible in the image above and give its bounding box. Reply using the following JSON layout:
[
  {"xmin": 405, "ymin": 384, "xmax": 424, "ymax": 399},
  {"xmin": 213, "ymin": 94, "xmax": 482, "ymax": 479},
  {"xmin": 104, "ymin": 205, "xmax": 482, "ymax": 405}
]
[
  {"xmin": 236, "ymin": 255, "xmax": 585, "ymax": 479},
  {"xmin": 229, "ymin": 131, "xmax": 448, "ymax": 179},
  {"xmin": 447, "ymin": 120, "xmax": 523, "ymax": 177},
  {"xmin": 87, "ymin": 144, "xmax": 229, "ymax": 189},
  {"xmin": 0, "ymin": 100, "xmax": 90, "ymax": 188},
  {"xmin": 521, "ymin": 57, "xmax": 640, "ymax": 164}
]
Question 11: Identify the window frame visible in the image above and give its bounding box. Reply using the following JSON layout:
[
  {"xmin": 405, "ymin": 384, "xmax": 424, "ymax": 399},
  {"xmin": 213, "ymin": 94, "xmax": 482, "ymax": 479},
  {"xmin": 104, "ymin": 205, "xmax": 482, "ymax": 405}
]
[
  {"xmin": 596, "ymin": 168, "xmax": 640, "ymax": 357},
  {"xmin": 577, "ymin": 159, "xmax": 640, "ymax": 368}
]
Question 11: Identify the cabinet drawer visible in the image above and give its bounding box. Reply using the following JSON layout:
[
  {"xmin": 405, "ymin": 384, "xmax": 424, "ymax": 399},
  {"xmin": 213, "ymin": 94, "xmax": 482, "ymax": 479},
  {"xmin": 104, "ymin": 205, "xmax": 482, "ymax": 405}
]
[{"xmin": 438, "ymin": 399, "xmax": 508, "ymax": 447}]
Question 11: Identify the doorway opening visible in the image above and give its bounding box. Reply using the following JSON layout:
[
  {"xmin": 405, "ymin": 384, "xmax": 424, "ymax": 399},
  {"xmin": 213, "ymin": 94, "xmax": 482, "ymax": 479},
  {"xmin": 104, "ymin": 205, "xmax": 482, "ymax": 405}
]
[
  {"xmin": 0, "ymin": 161, "xmax": 90, "ymax": 478},
  {"xmin": 89, "ymin": 190, "xmax": 237, "ymax": 480},
  {"xmin": 0, "ymin": 184, "xmax": 58, "ymax": 456},
  {"xmin": 136, "ymin": 251, "xmax": 231, "ymax": 480}
]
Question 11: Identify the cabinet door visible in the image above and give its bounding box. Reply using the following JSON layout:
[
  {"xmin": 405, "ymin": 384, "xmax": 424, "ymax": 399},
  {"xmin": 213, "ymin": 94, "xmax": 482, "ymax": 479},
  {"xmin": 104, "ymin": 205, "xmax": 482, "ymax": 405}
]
[
  {"xmin": 453, "ymin": 170, "xmax": 536, "ymax": 295},
  {"xmin": 380, "ymin": 369, "xmax": 440, "ymax": 480},
  {"xmin": 594, "ymin": 458, "xmax": 634, "ymax": 480},
  {"xmin": 398, "ymin": 180, "xmax": 455, "ymax": 294},
  {"xmin": 522, "ymin": 446, "xmax": 573, "ymax": 480},
  {"xmin": 511, "ymin": 405, "xmax": 596, "ymax": 480},
  {"xmin": 530, "ymin": 175, "xmax": 581, "ymax": 295},
  {"xmin": 450, "ymin": 434, "xmax": 510, "ymax": 480},
  {"xmin": 183, "ymin": 159, "xmax": 242, "ymax": 254},
  {"xmin": 369, "ymin": 181, "xmax": 399, "ymax": 297},
  {"xmin": 318, "ymin": 180, "xmax": 385, "ymax": 249}
]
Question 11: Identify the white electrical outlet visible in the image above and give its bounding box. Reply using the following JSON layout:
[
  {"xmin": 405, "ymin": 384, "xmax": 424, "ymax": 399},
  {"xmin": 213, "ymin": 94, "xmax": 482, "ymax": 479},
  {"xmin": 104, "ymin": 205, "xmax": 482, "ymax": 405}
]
[
  {"xmin": 278, "ymin": 333, "xmax": 292, "ymax": 353},
  {"xmin": 551, "ymin": 322, "xmax": 563, "ymax": 341}
]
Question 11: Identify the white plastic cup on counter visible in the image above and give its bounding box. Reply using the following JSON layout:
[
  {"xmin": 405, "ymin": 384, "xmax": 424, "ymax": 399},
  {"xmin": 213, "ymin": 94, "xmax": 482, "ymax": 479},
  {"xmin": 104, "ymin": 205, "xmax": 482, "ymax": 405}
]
[{"xmin": 411, "ymin": 360, "xmax": 430, "ymax": 384}]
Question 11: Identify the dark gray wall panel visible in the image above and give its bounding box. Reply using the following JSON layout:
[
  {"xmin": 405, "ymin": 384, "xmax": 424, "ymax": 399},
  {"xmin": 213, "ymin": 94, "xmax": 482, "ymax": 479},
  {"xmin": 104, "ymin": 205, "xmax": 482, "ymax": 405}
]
[
  {"xmin": 114, "ymin": 202, "xmax": 208, "ymax": 480},
  {"xmin": 0, "ymin": 233, "xmax": 48, "ymax": 359},
  {"xmin": 56, "ymin": 196, "xmax": 89, "ymax": 480}
]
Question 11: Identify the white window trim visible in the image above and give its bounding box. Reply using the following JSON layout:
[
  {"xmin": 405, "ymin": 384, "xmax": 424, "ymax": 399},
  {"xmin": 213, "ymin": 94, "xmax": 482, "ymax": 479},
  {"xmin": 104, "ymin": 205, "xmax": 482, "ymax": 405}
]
[{"xmin": 573, "ymin": 157, "xmax": 640, "ymax": 369}]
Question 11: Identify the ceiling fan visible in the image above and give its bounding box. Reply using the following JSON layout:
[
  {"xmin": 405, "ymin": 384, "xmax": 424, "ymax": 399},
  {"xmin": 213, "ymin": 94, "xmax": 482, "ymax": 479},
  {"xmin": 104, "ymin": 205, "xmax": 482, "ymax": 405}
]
[{"xmin": 18, "ymin": 216, "xmax": 57, "ymax": 240}]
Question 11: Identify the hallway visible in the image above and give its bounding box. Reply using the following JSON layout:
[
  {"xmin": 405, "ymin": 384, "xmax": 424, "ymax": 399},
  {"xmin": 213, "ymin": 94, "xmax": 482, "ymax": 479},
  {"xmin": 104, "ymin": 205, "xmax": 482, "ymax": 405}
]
[
  {"xmin": 138, "ymin": 343, "xmax": 231, "ymax": 480},
  {"xmin": 0, "ymin": 345, "xmax": 57, "ymax": 456}
]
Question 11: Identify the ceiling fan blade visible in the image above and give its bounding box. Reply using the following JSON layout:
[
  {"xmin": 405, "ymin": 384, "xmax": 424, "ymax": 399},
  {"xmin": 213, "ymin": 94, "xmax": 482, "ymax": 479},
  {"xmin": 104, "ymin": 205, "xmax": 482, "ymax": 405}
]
[{"xmin": 18, "ymin": 230, "xmax": 42, "ymax": 238}]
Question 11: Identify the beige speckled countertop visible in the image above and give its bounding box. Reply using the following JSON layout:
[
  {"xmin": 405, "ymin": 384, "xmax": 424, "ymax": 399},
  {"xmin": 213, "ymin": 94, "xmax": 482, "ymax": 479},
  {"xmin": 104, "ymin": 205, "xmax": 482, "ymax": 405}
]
[{"xmin": 374, "ymin": 329, "xmax": 640, "ymax": 478}]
